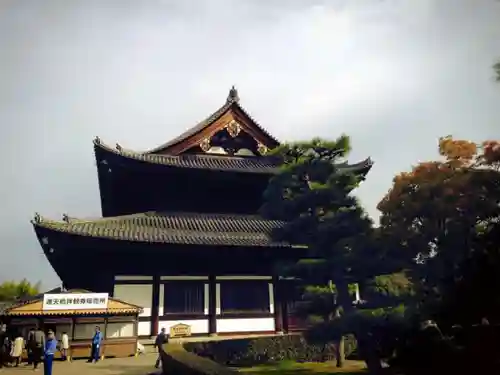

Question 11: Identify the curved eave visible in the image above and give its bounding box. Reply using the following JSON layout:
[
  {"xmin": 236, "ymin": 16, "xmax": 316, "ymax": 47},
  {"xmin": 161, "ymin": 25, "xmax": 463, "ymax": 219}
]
[
  {"xmin": 94, "ymin": 138, "xmax": 374, "ymax": 177},
  {"xmin": 31, "ymin": 214, "xmax": 292, "ymax": 249},
  {"xmin": 6, "ymin": 309, "xmax": 140, "ymax": 316},
  {"xmin": 94, "ymin": 138, "xmax": 280, "ymax": 175}
]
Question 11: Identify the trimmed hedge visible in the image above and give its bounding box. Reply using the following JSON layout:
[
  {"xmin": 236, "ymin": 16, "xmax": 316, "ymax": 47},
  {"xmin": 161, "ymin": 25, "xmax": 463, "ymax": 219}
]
[
  {"xmin": 183, "ymin": 334, "xmax": 357, "ymax": 367},
  {"xmin": 161, "ymin": 343, "xmax": 237, "ymax": 375}
]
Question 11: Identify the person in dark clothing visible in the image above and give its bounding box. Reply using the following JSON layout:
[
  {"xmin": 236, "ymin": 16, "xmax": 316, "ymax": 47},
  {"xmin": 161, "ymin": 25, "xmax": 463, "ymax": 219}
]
[
  {"xmin": 32, "ymin": 326, "xmax": 45, "ymax": 370},
  {"xmin": 0, "ymin": 324, "xmax": 9, "ymax": 369},
  {"xmin": 153, "ymin": 327, "xmax": 168, "ymax": 369},
  {"xmin": 26, "ymin": 328, "xmax": 35, "ymax": 366}
]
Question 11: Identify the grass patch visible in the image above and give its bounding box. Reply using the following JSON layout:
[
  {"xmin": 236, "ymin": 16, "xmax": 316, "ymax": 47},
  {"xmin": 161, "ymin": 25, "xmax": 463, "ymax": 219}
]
[{"xmin": 238, "ymin": 360, "xmax": 367, "ymax": 375}]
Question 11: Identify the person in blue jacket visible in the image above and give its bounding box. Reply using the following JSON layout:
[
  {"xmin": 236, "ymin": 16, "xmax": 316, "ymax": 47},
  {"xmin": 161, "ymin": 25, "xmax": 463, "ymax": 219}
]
[
  {"xmin": 89, "ymin": 326, "xmax": 103, "ymax": 363},
  {"xmin": 44, "ymin": 330, "xmax": 57, "ymax": 375}
]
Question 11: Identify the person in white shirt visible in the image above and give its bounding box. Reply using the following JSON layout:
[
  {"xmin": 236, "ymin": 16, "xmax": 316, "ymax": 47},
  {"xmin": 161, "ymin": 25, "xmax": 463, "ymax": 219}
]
[
  {"xmin": 10, "ymin": 331, "xmax": 24, "ymax": 367},
  {"xmin": 60, "ymin": 331, "xmax": 70, "ymax": 361}
]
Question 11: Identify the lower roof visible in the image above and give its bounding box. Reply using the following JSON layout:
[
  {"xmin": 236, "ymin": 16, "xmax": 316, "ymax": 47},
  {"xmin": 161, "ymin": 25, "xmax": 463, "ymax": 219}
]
[{"xmin": 32, "ymin": 212, "xmax": 294, "ymax": 248}]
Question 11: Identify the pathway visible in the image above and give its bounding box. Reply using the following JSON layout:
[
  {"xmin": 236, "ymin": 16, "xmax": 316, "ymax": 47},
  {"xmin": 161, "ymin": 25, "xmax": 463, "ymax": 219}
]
[{"xmin": 0, "ymin": 353, "xmax": 161, "ymax": 375}]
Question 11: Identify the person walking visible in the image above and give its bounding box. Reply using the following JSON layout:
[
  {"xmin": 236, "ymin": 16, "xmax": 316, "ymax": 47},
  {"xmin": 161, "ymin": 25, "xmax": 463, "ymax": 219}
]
[
  {"xmin": 44, "ymin": 330, "xmax": 57, "ymax": 375},
  {"xmin": 89, "ymin": 326, "xmax": 103, "ymax": 363},
  {"xmin": 10, "ymin": 331, "xmax": 24, "ymax": 367},
  {"xmin": 32, "ymin": 326, "xmax": 46, "ymax": 370},
  {"xmin": 26, "ymin": 327, "xmax": 35, "ymax": 366},
  {"xmin": 0, "ymin": 324, "xmax": 9, "ymax": 370},
  {"xmin": 153, "ymin": 327, "xmax": 168, "ymax": 369},
  {"xmin": 60, "ymin": 332, "xmax": 69, "ymax": 361}
]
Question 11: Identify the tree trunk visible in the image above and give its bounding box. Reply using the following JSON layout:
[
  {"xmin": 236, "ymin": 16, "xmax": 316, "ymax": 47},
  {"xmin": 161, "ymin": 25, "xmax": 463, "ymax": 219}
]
[
  {"xmin": 333, "ymin": 280, "xmax": 352, "ymax": 368},
  {"xmin": 357, "ymin": 333, "xmax": 384, "ymax": 375},
  {"xmin": 336, "ymin": 335, "xmax": 345, "ymax": 368}
]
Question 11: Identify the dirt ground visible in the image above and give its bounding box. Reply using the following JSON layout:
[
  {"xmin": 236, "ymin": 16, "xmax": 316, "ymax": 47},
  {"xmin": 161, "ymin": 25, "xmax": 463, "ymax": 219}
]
[{"xmin": 0, "ymin": 353, "xmax": 161, "ymax": 375}]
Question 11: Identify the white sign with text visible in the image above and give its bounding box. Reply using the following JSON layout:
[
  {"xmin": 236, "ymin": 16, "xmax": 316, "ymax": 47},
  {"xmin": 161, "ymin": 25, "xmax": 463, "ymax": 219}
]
[{"xmin": 42, "ymin": 293, "xmax": 109, "ymax": 311}]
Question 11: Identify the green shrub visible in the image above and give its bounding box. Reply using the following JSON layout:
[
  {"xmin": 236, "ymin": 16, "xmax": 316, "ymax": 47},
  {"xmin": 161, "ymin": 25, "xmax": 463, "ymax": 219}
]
[
  {"xmin": 183, "ymin": 334, "xmax": 357, "ymax": 367},
  {"xmin": 161, "ymin": 343, "xmax": 237, "ymax": 375}
]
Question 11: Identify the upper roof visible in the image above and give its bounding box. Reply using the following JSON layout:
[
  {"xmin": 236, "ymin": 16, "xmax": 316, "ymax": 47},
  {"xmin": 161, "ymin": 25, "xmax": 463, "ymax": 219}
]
[
  {"xmin": 94, "ymin": 138, "xmax": 374, "ymax": 175},
  {"xmin": 93, "ymin": 86, "xmax": 374, "ymax": 175},
  {"xmin": 145, "ymin": 86, "xmax": 280, "ymax": 155},
  {"xmin": 32, "ymin": 211, "xmax": 294, "ymax": 248}
]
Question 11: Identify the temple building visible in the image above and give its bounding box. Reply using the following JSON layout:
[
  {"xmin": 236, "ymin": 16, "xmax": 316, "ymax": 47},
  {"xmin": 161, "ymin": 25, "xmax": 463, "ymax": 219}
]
[{"xmin": 31, "ymin": 87, "xmax": 373, "ymax": 338}]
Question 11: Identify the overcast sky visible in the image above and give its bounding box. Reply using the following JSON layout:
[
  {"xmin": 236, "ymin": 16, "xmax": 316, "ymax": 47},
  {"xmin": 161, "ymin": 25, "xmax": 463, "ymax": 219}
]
[{"xmin": 0, "ymin": 0, "xmax": 499, "ymax": 288}]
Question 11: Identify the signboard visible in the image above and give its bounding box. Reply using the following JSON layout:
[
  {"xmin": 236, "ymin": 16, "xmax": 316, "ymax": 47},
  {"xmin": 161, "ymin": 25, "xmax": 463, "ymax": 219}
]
[
  {"xmin": 169, "ymin": 323, "xmax": 191, "ymax": 338},
  {"xmin": 42, "ymin": 293, "xmax": 109, "ymax": 311}
]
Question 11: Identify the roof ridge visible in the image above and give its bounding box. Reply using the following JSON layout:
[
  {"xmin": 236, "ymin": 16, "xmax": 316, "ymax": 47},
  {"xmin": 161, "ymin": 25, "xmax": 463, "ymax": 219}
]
[
  {"xmin": 145, "ymin": 100, "xmax": 233, "ymax": 154},
  {"xmin": 31, "ymin": 212, "xmax": 154, "ymax": 226},
  {"xmin": 31, "ymin": 211, "xmax": 284, "ymax": 227},
  {"xmin": 138, "ymin": 88, "xmax": 280, "ymax": 155}
]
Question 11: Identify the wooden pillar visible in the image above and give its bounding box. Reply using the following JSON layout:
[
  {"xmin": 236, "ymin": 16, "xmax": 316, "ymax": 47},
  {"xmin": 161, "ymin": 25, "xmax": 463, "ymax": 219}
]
[
  {"xmin": 272, "ymin": 276, "xmax": 284, "ymax": 333},
  {"xmin": 208, "ymin": 275, "xmax": 217, "ymax": 336},
  {"xmin": 102, "ymin": 318, "xmax": 108, "ymax": 360},
  {"xmin": 70, "ymin": 318, "xmax": 76, "ymax": 340},
  {"xmin": 281, "ymin": 281, "xmax": 290, "ymax": 333},
  {"xmin": 70, "ymin": 317, "xmax": 76, "ymax": 361},
  {"xmin": 151, "ymin": 275, "xmax": 160, "ymax": 337}
]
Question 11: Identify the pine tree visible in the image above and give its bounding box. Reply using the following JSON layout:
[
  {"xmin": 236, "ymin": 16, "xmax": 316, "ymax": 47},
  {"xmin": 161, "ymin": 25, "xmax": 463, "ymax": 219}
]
[{"xmin": 260, "ymin": 136, "xmax": 375, "ymax": 367}]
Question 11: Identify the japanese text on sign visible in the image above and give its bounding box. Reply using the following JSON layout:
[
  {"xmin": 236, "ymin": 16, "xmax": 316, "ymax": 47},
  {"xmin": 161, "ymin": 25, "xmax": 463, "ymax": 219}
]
[{"xmin": 42, "ymin": 293, "xmax": 109, "ymax": 311}]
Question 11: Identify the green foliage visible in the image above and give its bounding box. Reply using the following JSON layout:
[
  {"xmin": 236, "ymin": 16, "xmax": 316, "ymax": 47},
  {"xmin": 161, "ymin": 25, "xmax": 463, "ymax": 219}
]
[
  {"xmin": 183, "ymin": 335, "xmax": 357, "ymax": 367},
  {"xmin": 293, "ymin": 283, "xmax": 360, "ymax": 322},
  {"xmin": 261, "ymin": 136, "xmax": 397, "ymax": 369},
  {"xmin": 261, "ymin": 135, "xmax": 376, "ymax": 295},
  {"xmin": 161, "ymin": 343, "xmax": 237, "ymax": 375},
  {"xmin": 0, "ymin": 279, "xmax": 40, "ymax": 302},
  {"xmin": 362, "ymin": 271, "xmax": 415, "ymax": 309},
  {"xmin": 494, "ymin": 59, "xmax": 500, "ymax": 82}
]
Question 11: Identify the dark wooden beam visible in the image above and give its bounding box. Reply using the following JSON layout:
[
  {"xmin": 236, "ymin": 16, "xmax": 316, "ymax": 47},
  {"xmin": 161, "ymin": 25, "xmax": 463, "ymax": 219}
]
[
  {"xmin": 151, "ymin": 275, "xmax": 160, "ymax": 337},
  {"xmin": 208, "ymin": 275, "xmax": 217, "ymax": 336}
]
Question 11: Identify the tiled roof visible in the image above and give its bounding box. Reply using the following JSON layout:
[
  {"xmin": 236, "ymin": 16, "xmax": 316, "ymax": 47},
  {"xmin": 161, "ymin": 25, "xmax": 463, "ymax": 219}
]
[
  {"xmin": 95, "ymin": 140, "xmax": 281, "ymax": 174},
  {"xmin": 145, "ymin": 88, "xmax": 280, "ymax": 154},
  {"xmin": 32, "ymin": 212, "xmax": 293, "ymax": 248},
  {"xmin": 94, "ymin": 139, "xmax": 374, "ymax": 175},
  {"xmin": 1, "ymin": 289, "xmax": 143, "ymax": 316}
]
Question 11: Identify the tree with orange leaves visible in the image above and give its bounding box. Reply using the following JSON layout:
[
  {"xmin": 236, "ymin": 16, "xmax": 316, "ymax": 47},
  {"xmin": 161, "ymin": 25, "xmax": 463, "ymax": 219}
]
[{"xmin": 378, "ymin": 136, "xmax": 500, "ymax": 324}]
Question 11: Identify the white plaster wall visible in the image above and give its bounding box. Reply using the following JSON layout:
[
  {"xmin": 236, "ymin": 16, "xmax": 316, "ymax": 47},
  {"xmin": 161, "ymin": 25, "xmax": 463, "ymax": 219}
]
[
  {"xmin": 268, "ymin": 283, "xmax": 275, "ymax": 314},
  {"xmin": 113, "ymin": 284, "xmax": 152, "ymax": 317},
  {"xmin": 157, "ymin": 319, "xmax": 209, "ymax": 335},
  {"xmin": 216, "ymin": 276, "xmax": 272, "ymax": 280},
  {"xmin": 106, "ymin": 322, "xmax": 135, "ymax": 338},
  {"xmin": 137, "ymin": 321, "xmax": 151, "ymax": 336},
  {"xmin": 74, "ymin": 324, "xmax": 98, "ymax": 340},
  {"xmin": 159, "ymin": 284, "xmax": 164, "ymax": 316},
  {"xmin": 216, "ymin": 318, "xmax": 275, "ymax": 333},
  {"xmin": 203, "ymin": 283, "xmax": 209, "ymax": 315}
]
